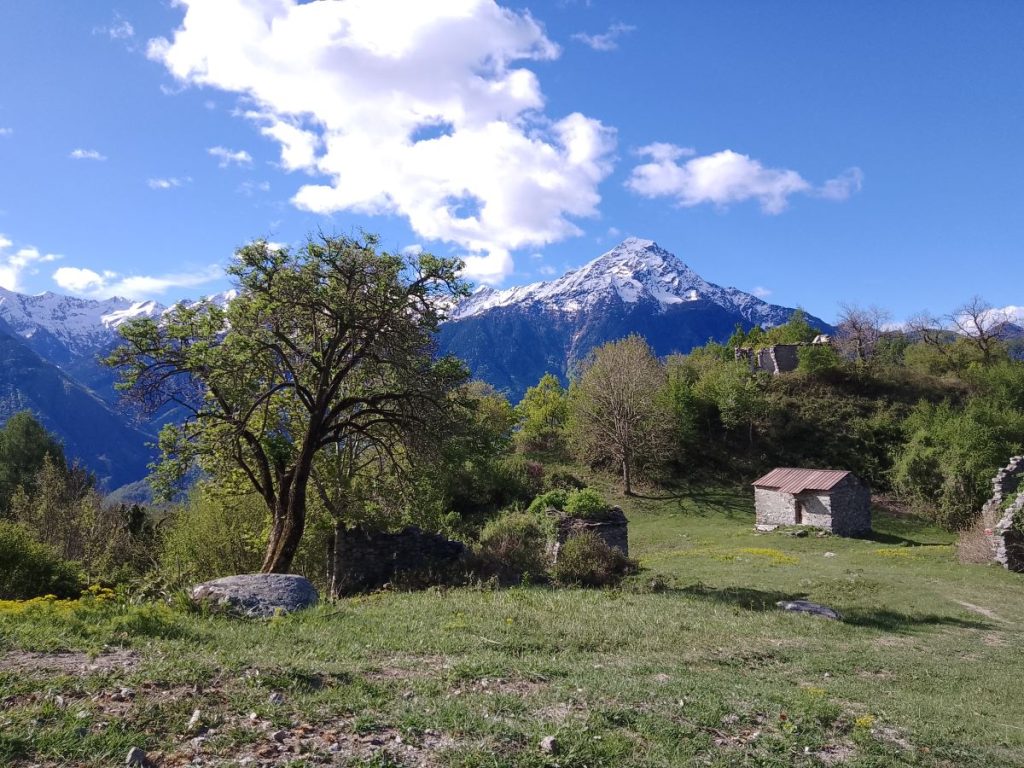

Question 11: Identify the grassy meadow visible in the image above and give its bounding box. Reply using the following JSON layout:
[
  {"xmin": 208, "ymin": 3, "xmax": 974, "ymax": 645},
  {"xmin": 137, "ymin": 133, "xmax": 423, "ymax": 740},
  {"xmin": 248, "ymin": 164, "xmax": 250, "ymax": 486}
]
[{"xmin": 2, "ymin": 484, "xmax": 1024, "ymax": 767}]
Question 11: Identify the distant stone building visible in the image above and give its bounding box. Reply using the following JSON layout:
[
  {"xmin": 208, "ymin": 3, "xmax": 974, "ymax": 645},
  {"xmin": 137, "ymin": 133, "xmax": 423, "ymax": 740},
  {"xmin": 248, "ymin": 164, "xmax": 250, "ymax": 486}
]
[
  {"xmin": 735, "ymin": 337, "xmax": 833, "ymax": 375},
  {"xmin": 752, "ymin": 468, "xmax": 871, "ymax": 536}
]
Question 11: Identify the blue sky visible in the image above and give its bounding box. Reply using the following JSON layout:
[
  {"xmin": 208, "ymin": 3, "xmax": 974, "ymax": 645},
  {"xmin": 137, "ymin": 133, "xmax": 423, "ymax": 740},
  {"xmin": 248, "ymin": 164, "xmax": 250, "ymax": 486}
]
[{"xmin": 1, "ymin": 1, "xmax": 1022, "ymax": 323}]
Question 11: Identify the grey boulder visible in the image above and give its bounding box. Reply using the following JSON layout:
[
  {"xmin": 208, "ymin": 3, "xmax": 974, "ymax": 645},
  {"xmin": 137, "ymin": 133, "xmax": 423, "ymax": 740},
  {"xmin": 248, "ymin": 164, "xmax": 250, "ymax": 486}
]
[
  {"xmin": 190, "ymin": 573, "xmax": 318, "ymax": 618},
  {"xmin": 776, "ymin": 599, "xmax": 842, "ymax": 620}
]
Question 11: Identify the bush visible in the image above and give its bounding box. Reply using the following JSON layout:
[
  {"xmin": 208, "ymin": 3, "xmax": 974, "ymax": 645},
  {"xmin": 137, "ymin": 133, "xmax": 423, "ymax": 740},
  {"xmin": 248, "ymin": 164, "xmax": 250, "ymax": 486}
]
[
  {"xmin": 564, "ymin": 488, "xmax": 610, "ymax": 519},
  {"xmin": 798, "ymin": 344, "xmax": 841, "ymax": 375},
  {"xmin": 0, "ymin": 520, "xmax": 83, "ymax": 599},
  {"xmin": 477, "ymin": 511, "xmax": 551, "ymax": 582},
  {"xmin": 551, "ymin": 531, "xmax": 637, "ymax": 587},
  {"xmin": 544, "ymin": 469, "xmax": 586, "ymax": 491},
  {"xmin": 159, "ymin": 485, "xmax": 268, "ymax": 585},
  {"xmin": 526, "ymin": 489, "xmax": 569, "ymax": 516}
]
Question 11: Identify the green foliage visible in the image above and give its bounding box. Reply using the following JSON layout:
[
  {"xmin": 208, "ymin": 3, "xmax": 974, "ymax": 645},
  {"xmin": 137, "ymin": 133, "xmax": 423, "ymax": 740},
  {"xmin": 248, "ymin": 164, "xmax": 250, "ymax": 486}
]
[
  {"xmin": 0, "ymin": 521, "xmax": 82, "ymax": 599},
  {"xmin": 158, "ymin": 485, "xmax": 268, "ymax": 585},
  {"xmin": 514, "ymin": 373, "xmax": 569, "ymax": 453},
  {"xmin": 477, "ymin": 511, "xmax": 551, "ymax": 582},
  {"xmin": 765, "ymin": 308, "xmax": 818, "ymax": 345},
  {"xmin": 893, "ymin": 391, "xmax": 1024, "ymax": 529},
  {"xmin": 797, "ymin": 344, "xmax": 841, "ymax": 375},
  {"xmin": 109, "ymin": 233, "xmax": 469, "ymax": 573},
  {"xmin": 564, "ymin": 487, "xmax": 609, "ymax": 519},
  {"xmin": 544, "ymin": 469, "xmax": 585, "ymax": 491},
  {"xmin": 526, "ymin": 489, "xmax": 569, "ymax": 515},
  {"xmin": 551, "ymin": 531, "xmax": 637, "ymax": 587},
  {"xmin": 0, "ymin": 412, "xmax": 66, "ymax": 516}
]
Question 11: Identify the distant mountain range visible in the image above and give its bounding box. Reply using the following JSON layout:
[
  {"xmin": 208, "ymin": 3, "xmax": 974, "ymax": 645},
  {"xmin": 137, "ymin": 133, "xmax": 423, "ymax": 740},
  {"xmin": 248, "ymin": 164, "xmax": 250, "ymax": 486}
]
[
  {"xmin": 437, "ymin": 238, "xmax": 831, "ymax": 397},
  {"xmin": 0, "ymin": 238, "xmax": 826, "ymax": 490}
]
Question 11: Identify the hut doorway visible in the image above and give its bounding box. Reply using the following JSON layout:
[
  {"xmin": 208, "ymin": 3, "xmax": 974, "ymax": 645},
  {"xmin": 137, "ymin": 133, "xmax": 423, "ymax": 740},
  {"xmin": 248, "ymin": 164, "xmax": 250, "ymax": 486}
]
[{"xmin": 794, "ymin": 498, "xmax": 803, "ymax": 524}]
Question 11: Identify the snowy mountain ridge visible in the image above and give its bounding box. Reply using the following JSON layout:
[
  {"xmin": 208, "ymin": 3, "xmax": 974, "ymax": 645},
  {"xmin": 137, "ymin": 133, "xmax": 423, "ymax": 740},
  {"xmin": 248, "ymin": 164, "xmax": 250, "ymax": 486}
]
[
  {"xmin": 0, "ymin": 287, "xmax": 237, "ymax": 357},
  {"xmin": 451, "ymin": 237, "xmax": 791, "ymax": 328}
]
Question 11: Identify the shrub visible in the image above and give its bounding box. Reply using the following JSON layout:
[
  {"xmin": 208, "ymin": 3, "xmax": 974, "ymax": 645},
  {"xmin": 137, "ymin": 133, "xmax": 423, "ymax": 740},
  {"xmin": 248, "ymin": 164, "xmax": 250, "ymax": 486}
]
[
  {"xmin": 798, "ymin": 344, "xmax": 841, "ymax": 375},
  {"xmin": 526, "ymin": 489, "xmax": 568, "ymax": 516},
  {"xmin": 477, "ymin": 511, "xmax": 551, "ymax": 582},
  {"xmin": 544, "ymin": 469, "xmax": 586, "ymax": 491},
  {"xmin": 0, "ymin": 520, "xmax": 83, "ymax": 599},
  {"xmin": 551, "ymin": 531, "xmax": 637, "ymax": 587},
  {"xmin": 486, "ymin": 456, "xmax": 545, "ymax": 511},
  {"xmin": 564, "ymin": 488, "xmax": 610, "ymax": 519},
  {"xmin": 159, "ymin": 485, "xmax": 268, "ymax": 585}
]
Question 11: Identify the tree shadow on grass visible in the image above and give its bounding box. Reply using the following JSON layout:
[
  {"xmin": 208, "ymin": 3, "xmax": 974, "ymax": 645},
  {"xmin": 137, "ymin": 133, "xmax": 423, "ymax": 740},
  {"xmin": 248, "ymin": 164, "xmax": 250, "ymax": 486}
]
[
  {"xmin": 841, "ymin": 610, "xmax": 992, "ymax": 633},
  {"xmin": 679, "ymin": 583, "xmax": 807, "ymax": 611},
  {"xmin": 676, "ymin": 583, "xmax": 994, "ymax": 633}
]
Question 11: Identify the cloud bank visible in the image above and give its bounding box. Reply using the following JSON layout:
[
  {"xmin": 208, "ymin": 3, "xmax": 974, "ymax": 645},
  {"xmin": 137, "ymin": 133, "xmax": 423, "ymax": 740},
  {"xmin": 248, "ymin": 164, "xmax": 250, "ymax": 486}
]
[
  {"xmin": 0, "ymin": 235, "xmax": 62, "ymax": 291},
  {"xmin": 52, "ymin": 264, "xmax": 223, "ymax": 300},
  {"xmin": 147, "ymin": 0, "xmax": 615, "ymax": 283},
  {"xmin": 627, "ymin": 144, "xmax": 862, "ymax": 214}
]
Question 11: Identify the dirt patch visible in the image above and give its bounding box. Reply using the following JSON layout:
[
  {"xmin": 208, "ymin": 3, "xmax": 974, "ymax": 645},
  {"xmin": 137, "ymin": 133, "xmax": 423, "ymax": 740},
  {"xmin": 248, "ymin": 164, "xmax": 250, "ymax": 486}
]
[
  {"xmin": 0, "ymin": 649, "xmax": 139, "ymax": 676},
  {"xmin": 983, "ymin": 632, "xmax": 1009, "ymax": 648},
  {"xmin": 448, "ymin": 676, "xmax": 546, "ymax": 698},
  {"xmin": 816, "ymin": 742, "xmax": 856, "ymax": 764},
  {"xmin": 364, "ymin": 654, "xmax": 448, "ymax": 682},
  {"xmin": 955, "ymin": 601, "xmax": 1005, "ymax": 622}
]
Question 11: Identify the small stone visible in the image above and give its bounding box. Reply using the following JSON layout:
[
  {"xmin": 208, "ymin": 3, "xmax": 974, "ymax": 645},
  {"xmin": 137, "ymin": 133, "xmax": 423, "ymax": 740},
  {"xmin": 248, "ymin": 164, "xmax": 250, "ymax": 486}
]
[
  {"xmin": 271, "ymin": 730, "xmax": 289, "ymax": 743},
  {"xmin": 540, "ymin": 735, "xmax": 559, "ymax": 755},
  {"xmin": 125, "ymin": 746, "xmax": 149, "ymax": 767},
  {"xmin": 248, "ymin": 712, "xmax": 259, "ymax": 722},
  {"xmin": 824, "ymin": 552, "xmax": 836, "ymax": 558},
  {"xmin": 268, "ymin": 691, "xmax": 285, "ymax": 705},
  {"xmin": 189, "ymin": 736, "xmax": 206, "ymax": 752},
  {"xmin": 186, "ymin": 709, "xmax": 203, "ymax": 732}
]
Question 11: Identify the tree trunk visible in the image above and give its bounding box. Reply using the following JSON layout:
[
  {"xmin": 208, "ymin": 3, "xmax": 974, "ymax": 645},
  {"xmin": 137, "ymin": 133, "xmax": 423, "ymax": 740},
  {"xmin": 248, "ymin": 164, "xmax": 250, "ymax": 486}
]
[
  {"xmin": 260, "ymin": 470, "xmax": 310, "ymax": 574},
  {"xmin": 622, "ymin": 457, "xmax": 632, "ymax": 496}
]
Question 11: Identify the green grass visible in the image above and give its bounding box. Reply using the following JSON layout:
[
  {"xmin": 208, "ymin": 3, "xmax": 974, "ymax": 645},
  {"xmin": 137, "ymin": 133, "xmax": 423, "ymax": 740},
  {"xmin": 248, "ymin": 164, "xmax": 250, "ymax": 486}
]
[{"xmin": 2, "ymin": 485, "xmax": 1024, "ymax": 766}]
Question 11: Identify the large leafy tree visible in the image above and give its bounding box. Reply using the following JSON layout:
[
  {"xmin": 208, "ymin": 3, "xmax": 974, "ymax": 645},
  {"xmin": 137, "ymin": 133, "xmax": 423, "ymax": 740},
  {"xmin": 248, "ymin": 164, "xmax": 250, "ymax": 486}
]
[
  {"xmin": 108, "ymin": 234, "xmax": 469, "ymax": 573},
  {"xmin": 567, "ymin": 336, "xmax": 673, "ymax": 495},
  {"xmin": 515, "ymin": 373, "xmax": 568, "ymax": 453}
]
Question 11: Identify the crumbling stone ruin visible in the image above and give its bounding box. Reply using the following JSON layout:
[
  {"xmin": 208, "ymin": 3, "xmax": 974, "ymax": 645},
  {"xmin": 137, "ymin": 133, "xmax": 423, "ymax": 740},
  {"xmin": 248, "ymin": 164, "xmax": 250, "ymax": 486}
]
[
  {"xmin": 959, "ymin": 456, "xmax": 1024, "ymax": 571},
  {"xmin": 328, "ymin": 526, "xmax": 466, "ymax": 596},
  {"xmin": 735, "ymin": 337, "xmax": 834, "ymax": 375},
  {"xmin": 550, "ymin": 506, "xmax": 629, "ymax": 560}
]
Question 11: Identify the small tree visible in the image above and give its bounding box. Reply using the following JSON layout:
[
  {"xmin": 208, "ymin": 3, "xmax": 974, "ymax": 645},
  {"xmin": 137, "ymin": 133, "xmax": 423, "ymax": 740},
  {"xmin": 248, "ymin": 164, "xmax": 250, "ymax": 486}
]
[
  {"xmin": 0, "ymin": 411, "xmax": 66, "ymax": 516},
  {"xmin": 835, "ymin": 303, "xmax": 891, "ymax": 364},
  {"xmin": 567, "ymin": 336, "xmax": 672, "ymax": 495},
  {"xmin": 515, "ymin": 373, "xmax": 568, "ymax": 452},
  {"xmin": 108, "ymin": 234, "xmax": 468, "ymax": 574}
]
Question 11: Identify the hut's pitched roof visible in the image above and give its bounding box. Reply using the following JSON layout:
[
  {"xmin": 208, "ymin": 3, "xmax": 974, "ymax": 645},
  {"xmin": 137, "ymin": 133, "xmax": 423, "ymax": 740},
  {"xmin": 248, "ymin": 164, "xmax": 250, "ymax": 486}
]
[{"xmin": 752, "ymin": 468, "xmax": 851, "ymax": 495}]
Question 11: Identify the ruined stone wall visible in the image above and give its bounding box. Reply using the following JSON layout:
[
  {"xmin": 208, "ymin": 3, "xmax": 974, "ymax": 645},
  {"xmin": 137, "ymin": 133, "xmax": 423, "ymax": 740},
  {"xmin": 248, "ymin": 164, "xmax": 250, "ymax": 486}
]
[
  {"xmin": 552, "ymin": 507, "xmax": 629, "ymax": 559},
  {"xmin": 983, "ymin": 456, "xmax": 1024, "ymax": 572},
  {"xmin": 827, "ymin": 475, "xmax": 872, "ymax": 537},
  {"xmin": 329, "ymin": 525, "xmax": 466, "ymax": 596},
  {"xmin": 754, "ymin": 487, "xmax": 796, "ymax": 529}
]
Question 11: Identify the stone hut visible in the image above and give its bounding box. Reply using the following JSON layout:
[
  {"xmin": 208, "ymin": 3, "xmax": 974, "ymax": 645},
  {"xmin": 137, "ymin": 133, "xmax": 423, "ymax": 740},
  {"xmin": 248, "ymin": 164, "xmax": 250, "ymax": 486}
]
[
  {"xmin": 752, "ymin": 468, "xmax": 871, "ymax": 536},
  {"xmin": 550, "ymin": 506, "xmax": 629, "ymax": 561}
]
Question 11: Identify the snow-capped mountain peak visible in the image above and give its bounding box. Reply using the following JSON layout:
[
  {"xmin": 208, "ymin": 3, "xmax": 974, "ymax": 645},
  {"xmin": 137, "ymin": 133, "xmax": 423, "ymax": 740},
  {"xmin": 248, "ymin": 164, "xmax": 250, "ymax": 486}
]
[{"xmin": 450, "ymin": 237, "xmax": 785, "ymax": 327}]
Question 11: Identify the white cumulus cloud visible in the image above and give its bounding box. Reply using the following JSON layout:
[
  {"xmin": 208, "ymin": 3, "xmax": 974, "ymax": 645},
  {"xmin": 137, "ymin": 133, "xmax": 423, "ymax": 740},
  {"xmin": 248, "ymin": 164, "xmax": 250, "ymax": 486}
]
[
  {"xmin": 147, "ymin": 0, "xmax": 616, "ymax": 283},
  {"xmin": 52, "ymin": 264, "xmax": 223, "ymax": 300},
  {"xmin": 0, "ymin": 128, "xmax": 12, "ymax": 137},
  {"xmin": 0, "ymin": 235, "xmax": 62, "ymax": 291},
  {"xmin": 69, "ymin": 148, "xmax": 107, "ymax": 161},
  {"xmin": 147, "ymin": 176, "xmax": 190, "ymax": 190},
  {"xmin": 208, "ymin": 145, "xmax": 253, "ymax": 167},
  {"xmin": 627, "ymin": 144, "xmax": 861, "ymax": 214},
  {"xmin": 572, "ymin": 22, "xmax": 635, "ymax": 52},
  {"xmin": 751, "ymin": 286, "xmax": 772, "ymax": 298}
]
